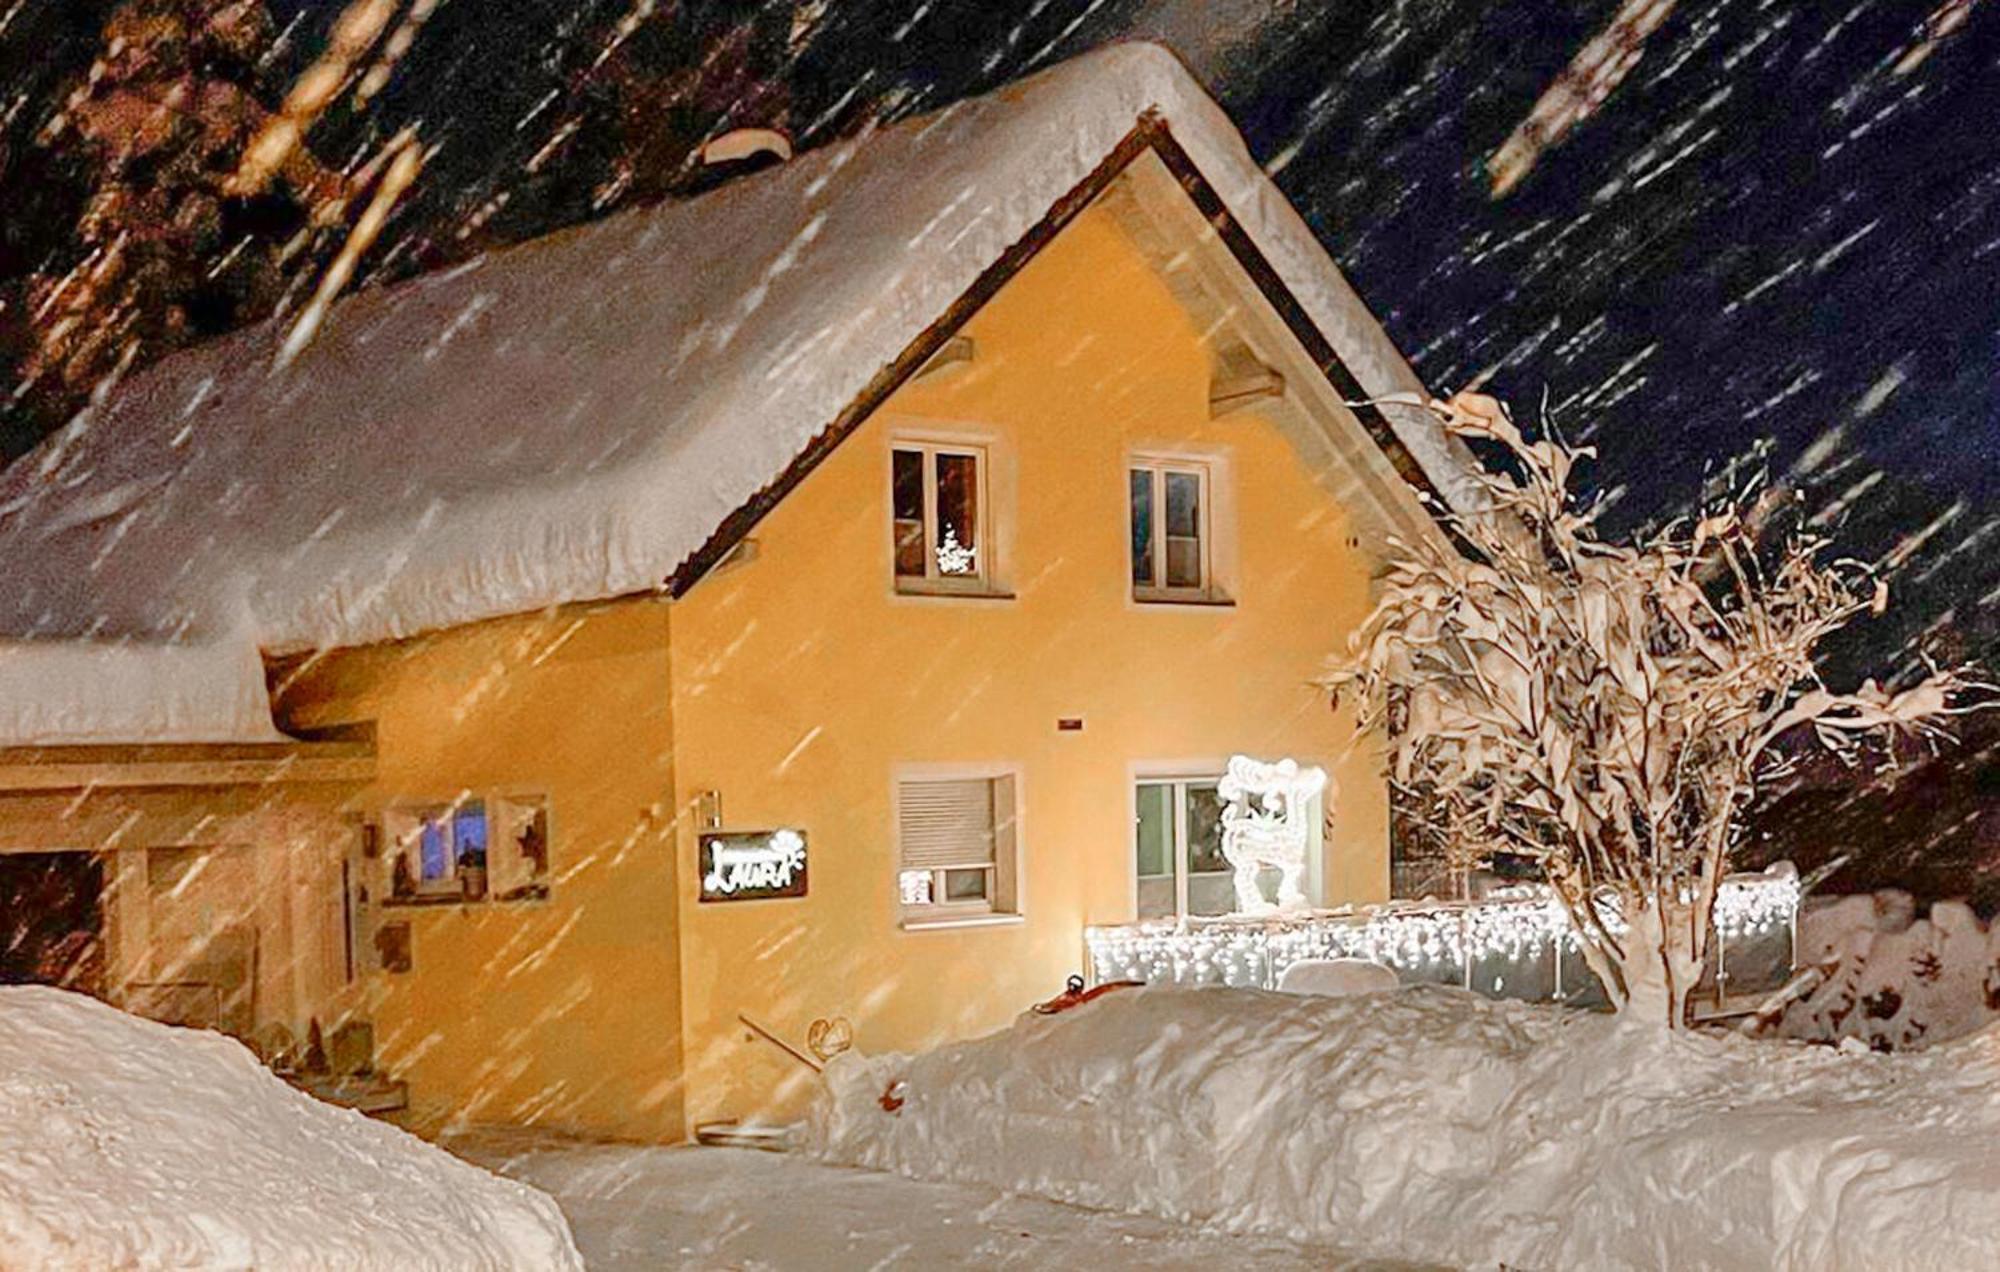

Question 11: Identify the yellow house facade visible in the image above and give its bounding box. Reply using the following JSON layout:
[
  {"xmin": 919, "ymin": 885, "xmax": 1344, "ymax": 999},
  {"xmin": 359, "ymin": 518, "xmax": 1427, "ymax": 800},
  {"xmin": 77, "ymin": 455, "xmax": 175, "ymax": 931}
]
[{"xmin": 0, "ymin": 44, "xmax": 1478, "ymax": 1142}]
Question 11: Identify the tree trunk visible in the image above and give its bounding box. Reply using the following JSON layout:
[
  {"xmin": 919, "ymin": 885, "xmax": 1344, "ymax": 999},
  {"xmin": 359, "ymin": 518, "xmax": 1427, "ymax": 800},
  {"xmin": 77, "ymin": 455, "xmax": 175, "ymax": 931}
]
[{"xmin": 1614, "ymin": 896, "xmax": 1704, "ymax": 1030}]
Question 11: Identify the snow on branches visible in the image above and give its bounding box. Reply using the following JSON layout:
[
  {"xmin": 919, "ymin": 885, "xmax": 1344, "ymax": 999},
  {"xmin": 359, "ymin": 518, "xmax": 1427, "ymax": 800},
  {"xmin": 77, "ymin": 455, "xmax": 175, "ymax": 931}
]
[{"xmin": 1329, "ymin": 392, "xmax": 1981, "ymax": 1028}]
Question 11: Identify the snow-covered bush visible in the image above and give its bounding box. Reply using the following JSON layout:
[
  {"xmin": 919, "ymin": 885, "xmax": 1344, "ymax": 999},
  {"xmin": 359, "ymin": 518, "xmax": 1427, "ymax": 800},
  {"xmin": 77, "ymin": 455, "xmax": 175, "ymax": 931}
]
[
  {"xmin": 1330, "ymin": 393, "xmax": 1974, "ymax": 1027},
  {"xmin": 1770, "ymin": 892, "xmax": 2000, "ymax": 1050}
]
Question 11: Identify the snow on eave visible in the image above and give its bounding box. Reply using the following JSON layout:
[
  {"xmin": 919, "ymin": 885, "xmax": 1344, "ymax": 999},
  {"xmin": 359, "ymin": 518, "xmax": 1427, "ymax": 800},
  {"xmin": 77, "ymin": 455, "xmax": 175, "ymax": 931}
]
[{"xmin": 0, "ymin": 41, "xmax": 1473, "ymax": 745}]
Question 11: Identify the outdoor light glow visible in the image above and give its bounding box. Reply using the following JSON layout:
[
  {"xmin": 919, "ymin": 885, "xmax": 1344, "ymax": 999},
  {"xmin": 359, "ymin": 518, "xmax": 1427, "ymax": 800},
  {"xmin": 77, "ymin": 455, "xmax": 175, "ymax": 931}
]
[
  {"xmin": 1086, "ymin": 866, "xmax": 1801, "ymax": 995},
  {"xmin": 934, "ymin": 527, "xmax": 977, "ymax": 576},
  {"xmin": 1218, "ymin": 755, "xmax": 1327, "ymax": 914}
]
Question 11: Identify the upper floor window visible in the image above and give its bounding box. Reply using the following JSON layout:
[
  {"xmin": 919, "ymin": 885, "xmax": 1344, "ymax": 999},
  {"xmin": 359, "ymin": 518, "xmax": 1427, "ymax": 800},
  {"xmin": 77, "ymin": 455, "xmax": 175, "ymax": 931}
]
[
  {"xmin": 893, "ymin": 443, "xmax": 988, "ymax": 592},
  {"xmin": 1130, "ymin": 460, "xmax": 1215, "ymax": 601}
]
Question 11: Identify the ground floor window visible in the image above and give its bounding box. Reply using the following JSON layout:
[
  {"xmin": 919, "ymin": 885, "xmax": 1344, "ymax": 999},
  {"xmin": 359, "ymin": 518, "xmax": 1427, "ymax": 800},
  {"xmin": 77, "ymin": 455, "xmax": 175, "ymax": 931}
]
[
  {"xmin": 897, "ymin": 773, "xmax": 1018, "ymax": 925},
  {"xmin": 1135, "ymin": 777, "xmax": 1234, "ymax": 919},
  {"xmin": 383, "ymin": 795, "xmax": 549, "ymax": 905},
  {"xmin": 1136, "ymin": 774, "xmax": 1307, "ymax": 918}
]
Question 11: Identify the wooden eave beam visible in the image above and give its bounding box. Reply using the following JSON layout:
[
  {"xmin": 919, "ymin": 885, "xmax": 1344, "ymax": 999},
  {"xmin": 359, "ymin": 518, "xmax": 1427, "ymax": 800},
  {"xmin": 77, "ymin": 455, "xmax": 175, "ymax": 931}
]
[{"xmin": 0, "ymin": 741, "xmax": 376, "ymax": 792}]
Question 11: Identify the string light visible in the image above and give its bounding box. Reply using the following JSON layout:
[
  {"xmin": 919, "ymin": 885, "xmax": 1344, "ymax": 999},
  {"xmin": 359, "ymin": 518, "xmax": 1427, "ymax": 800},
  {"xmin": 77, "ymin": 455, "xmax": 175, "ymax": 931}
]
[
  {"xmin": 935, "ymin": 527, "xmax": 977, "ymax": 576},
  {"xmin": 1086, "ymin": 866, "xmax": 1800, "ymax": 995}
]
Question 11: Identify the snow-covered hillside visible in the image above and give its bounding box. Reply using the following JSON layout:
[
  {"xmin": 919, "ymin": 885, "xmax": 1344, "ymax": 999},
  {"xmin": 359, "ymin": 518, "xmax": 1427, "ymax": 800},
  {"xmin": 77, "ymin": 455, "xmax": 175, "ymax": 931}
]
[
  {"xmin": 813, "ymin": 984, "xmax": 2000, "ymax": 1271},
  {"xmin": 0, "ymin": 987, "xmax": 580, "ymax": 1270}
]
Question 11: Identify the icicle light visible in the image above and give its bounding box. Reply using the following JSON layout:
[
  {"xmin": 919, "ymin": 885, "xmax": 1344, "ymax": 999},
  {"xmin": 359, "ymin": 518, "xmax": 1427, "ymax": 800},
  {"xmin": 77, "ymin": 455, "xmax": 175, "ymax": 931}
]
[{"xmin": 1086, "ymin": 865, "xmax": 1800, "ymax": 997}]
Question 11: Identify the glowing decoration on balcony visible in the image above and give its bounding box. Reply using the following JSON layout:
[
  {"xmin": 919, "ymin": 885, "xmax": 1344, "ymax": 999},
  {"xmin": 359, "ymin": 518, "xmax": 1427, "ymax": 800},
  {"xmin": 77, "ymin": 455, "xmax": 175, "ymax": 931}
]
[
  {"xmin": 699, "ymin": 829, "xmax": 808, "ymax": 901},
  {"xmin": 934, "ymin": 526, "xmax": 977, "ymax": 576},
  {"xmin": 1217, "ymin": 755, "xmax": 1328, "ymax": 913},
  {"xmin": 1085, "ymin": 863, "xmax": 1800, "ymax": 1002}
]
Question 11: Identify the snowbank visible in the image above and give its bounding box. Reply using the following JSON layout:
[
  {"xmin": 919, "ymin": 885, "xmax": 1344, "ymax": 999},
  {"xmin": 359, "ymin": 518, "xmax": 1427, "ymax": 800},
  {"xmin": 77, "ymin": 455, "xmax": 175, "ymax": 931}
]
[
  {"xmin": 0, "ymin": 987, "xmax": 580, "ymax": 1270},
  {"xmin": 813, "ymin": 984, "xmax": 2000, "ymax": 1271},
  {"xmin": 1773, "ymin": 892, "xmax": 2000, "ymax": 1050}
]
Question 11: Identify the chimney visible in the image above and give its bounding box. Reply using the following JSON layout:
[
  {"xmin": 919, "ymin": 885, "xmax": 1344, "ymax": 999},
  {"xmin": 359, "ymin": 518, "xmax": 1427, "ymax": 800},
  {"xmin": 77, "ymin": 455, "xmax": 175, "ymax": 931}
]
[{"xmin": 687, "ymin": 127, "xmax": 793, "ymax": 194}]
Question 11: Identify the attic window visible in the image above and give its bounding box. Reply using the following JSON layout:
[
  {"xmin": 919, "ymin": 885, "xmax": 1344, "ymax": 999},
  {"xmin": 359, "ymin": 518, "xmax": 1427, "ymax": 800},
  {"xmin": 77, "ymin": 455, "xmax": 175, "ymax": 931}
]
[
  {"xmin": 1131, "ymin": 459, "xmax": 1216, "ymax": 600},
  {"xmin": 892, "ymin": 442, "xmax": 991, "ymax": 593}
]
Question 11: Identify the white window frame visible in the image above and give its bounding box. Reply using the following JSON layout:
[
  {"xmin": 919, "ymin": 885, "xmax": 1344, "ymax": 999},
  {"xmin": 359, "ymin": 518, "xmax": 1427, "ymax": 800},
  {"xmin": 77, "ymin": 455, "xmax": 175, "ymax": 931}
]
[
  {"xmin": 891, "ymin": 440, "xmax": 992, "ymax": 594},
  {"xmin": 894, "ymin": 767, "xmax": 1022, "ymax": 929},
  {"xmin": 391, "ymin": 802, "xmax": 471, "ymax": 897},
  {"xmin": 1129, "ymin": 458, "xmax": 1217, "ymax": 603},
  {"xmin": 381, "ymin": 793, "xmax": 552, "ymax": 906},
  {"xmin": 1134, "ymin": 774, "xmax": 1230, "ymax": 920}
]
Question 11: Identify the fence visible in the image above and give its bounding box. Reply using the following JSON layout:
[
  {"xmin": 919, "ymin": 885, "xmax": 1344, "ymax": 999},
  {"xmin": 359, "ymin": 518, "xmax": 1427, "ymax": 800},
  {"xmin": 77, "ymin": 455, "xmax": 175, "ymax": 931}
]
[{"xmin": 1084, "ymin": 863, "xmax": 1800, "ymax": 1009}]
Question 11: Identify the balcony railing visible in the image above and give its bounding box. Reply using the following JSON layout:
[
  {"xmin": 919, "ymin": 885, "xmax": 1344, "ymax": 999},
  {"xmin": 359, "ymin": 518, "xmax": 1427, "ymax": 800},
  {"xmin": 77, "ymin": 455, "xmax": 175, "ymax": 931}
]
[{"xmin": 1085, "ymin": 862, "xmax": 1800, "ymax": 1008}]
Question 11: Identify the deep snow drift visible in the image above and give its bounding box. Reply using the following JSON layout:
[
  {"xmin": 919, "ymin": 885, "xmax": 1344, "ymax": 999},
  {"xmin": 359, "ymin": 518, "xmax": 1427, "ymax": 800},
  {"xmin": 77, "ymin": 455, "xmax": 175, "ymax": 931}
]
[
  {"xmin": 813, "ymin": 984, "xmax": 2000, "ymax": 1271},
  {"xmin": 0, "ymin": 987, "xmax": 580, "ymax": 1270}
]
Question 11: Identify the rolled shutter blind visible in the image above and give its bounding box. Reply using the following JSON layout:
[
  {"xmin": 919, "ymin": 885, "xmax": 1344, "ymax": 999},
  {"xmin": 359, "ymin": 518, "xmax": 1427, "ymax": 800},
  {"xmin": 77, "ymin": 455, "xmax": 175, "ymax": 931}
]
[{"xmin": 899, "ymin": 778, "xmax": 996, "ymax": 870}]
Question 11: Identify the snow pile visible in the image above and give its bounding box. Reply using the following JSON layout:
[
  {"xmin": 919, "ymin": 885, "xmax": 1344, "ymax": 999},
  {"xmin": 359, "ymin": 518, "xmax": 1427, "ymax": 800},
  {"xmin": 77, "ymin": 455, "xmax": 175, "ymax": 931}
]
[
  {"xmin": 1773, "ymin": 892, "xmax": 2000, "ymax": 1050},
  {"xmin": 0, "ymin": 40, "xmax": 1473, "ymax": 746},
  {"xmin": 814, "ymin": 984, "xmax": 2000, "ymax": 1271},
  {"xmin": 0, "ymin": 636, "xmax": 283, "ymax": 746},
  {"xmin": 0, "ymin": 987, "xmax": 580, "ymax": 1270}
]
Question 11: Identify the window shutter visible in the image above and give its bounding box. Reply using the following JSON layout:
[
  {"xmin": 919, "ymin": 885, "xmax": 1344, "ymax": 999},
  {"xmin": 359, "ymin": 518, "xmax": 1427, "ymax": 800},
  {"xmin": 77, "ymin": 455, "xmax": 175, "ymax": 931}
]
[
  {"xmin": 490, "ymin": 797, "xmax": 530, "ymax": 895},
  {"xmin": 899, "ymin": 779, "xmax": 997, "ymax": 870}
]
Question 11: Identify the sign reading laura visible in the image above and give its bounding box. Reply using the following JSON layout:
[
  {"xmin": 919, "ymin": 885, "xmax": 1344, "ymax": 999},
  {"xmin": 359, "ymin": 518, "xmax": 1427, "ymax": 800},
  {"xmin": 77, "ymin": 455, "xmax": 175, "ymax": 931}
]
[{"xmin": 699, "ymin": 829, "xmax": 808, "ymax": 901}]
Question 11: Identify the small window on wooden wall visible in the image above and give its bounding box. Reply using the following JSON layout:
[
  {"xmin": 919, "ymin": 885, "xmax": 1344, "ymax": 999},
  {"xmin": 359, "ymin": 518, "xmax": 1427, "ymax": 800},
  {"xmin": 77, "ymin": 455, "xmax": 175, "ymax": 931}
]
[
  {"xmin": 383, "ymin": 795, "xmax": 549, "ymax": 907},
  {"xmin": 892, "ymin": 442, "xmax": 989, "ymax": 592}
]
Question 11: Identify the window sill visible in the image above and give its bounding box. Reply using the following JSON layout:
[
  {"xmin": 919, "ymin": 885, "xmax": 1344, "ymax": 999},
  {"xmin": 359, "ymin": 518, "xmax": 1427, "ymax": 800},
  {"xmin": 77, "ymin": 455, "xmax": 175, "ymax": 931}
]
[
  {"xmin": 381, "ymin": 885, "xmax": 550, "ymax": 910},
  {"xmin": 1132, "ymin": 592, "xmax": 1234, "ymax": 609},
  {"xmin": 894, "ymin": 583, "xmax": 1016, "ymax": 601},
  {"xmin": 900, "ymin": 913, "xmax": 1025, "ymax": 932}
]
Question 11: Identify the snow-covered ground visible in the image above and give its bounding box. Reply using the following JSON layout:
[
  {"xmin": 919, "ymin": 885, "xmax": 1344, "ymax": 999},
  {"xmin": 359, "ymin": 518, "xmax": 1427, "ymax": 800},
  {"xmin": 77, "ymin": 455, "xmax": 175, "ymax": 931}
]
[
  {"xmin": 452, "ymin": 1133, "xmax": 1435, "ymax": 1270},
  {"xmin": 0, "ymin": 987, "xmax": 579, "ymax": 1270},
  {"xmin": 814, "ymin": 983, "xmax": 2000, "ymax": 1272}
]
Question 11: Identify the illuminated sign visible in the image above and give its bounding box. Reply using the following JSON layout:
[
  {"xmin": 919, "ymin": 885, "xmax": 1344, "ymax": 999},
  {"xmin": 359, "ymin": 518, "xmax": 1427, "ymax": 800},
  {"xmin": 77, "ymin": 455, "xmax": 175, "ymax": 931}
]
[{"xmin": 699, "ymin": 829, "xmax": 808, "ymax": 902}]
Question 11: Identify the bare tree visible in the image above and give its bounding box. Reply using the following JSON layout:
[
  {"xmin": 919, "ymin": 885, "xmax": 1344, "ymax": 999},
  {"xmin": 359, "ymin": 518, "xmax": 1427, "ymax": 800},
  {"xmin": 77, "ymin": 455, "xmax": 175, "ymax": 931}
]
[{"xmin": 1330, "ymin": 393, "xmax": 1980, "ymax": 1028}]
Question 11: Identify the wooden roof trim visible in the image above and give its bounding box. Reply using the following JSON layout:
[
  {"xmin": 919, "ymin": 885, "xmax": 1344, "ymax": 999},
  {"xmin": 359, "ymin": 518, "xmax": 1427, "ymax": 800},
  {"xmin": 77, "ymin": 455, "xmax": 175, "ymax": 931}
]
[
  {"xmin": 1138, "ymin": 127, "xmax": 1444, "ymax": 507},
  {"xmin": 665, "ymin": 112, "xmax": 1444, "ymax": 598},
  {"xmin": 0, "ymin": 738, "xmax": 376, "ymax": 792}
]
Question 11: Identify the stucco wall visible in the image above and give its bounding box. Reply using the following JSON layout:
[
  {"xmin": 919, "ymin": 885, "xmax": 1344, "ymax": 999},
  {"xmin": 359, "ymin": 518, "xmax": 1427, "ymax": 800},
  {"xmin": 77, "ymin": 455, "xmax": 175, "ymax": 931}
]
[
  {"xmin": 668, "ymin": 198, "xmax": 1387, "ymax": 1124},
  {"xmin": 275, "ymin": 601, "xmax": 684, "ymax": 1141}
]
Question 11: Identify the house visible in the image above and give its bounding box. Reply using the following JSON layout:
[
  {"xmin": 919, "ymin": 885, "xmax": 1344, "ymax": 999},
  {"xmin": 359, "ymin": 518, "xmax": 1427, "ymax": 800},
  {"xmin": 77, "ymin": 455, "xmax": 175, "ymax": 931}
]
[{"xmin": 0, "ymin": 42, "xmax": 1482, "ymax": 1139}]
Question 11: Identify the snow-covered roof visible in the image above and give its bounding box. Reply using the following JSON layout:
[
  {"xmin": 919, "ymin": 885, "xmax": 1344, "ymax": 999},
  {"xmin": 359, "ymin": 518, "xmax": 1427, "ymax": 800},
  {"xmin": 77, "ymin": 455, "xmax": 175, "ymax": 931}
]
[{"xmin": 0, "ymin": 41, "xmax": 1472, "ymax": 745}]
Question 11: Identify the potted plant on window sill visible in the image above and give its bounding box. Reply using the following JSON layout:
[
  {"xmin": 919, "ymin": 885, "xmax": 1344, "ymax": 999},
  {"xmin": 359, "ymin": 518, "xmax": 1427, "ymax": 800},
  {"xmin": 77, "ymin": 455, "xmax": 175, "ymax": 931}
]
[{"xmin": 457, "ymin": 849, "xmax": 488, "ymax": 902}]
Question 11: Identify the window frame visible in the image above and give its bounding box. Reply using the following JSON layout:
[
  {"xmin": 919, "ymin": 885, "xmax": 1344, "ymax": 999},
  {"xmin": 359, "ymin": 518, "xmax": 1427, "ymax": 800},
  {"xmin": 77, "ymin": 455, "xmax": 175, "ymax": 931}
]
[
  {"xmin": 893, "ymin": 767, "xmax": 1023, "ymax": 930},
  {"xmin": 891, "ymin": 439, "xmax": 994, "ymax": 595},
  {"xmin": 1134, "ymin": 774, "xmax": 1231, "ymax": 920},
  {"xmin": 380, "ymin": 792, "xmax": 552, "ymax": 908},
  {"xmin": 403, "ymin": 803, "xmax": 467, "ymax": 898},
  {"xmin": 1128, "ymin": 457, "xmax": 1220, "ymax": 604}
]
